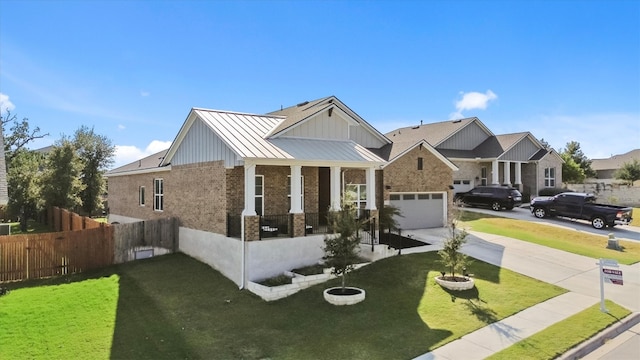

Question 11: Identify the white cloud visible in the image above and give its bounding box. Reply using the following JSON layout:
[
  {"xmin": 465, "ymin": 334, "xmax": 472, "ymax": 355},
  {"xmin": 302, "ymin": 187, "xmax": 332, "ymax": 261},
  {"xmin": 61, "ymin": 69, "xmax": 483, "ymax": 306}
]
[
  {"xmin": 117, "ymin": 124, "xmax": 126, "ymax": 130},
  {"xmin": 112, "ymin": 140, "xmax": 172, "ymax": 169},
  {"xmin": 140, "ymin": 91, "xmax": 150, "ymax": 97},
  {"xmin": 450, "ymin": 90, "xmax": 498, "ymax": 119},
  {"xmin": 0, "ymin": 93, "xmax": 16, "ymax": 112}
]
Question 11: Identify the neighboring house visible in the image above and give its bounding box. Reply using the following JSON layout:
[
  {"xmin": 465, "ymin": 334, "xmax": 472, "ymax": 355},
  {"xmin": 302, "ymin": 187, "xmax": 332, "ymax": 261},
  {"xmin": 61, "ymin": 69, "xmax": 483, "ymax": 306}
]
[
  {"xmin": 591, "ymin": 149, "xmax": 640, "ymax": 180},
  {"xmin": 386, "ymin": 117, "xmax": 564, "ymax": 198},
  {"xmin": 0, "ymin": 128, "xmax": 8, "ymax": 206}
]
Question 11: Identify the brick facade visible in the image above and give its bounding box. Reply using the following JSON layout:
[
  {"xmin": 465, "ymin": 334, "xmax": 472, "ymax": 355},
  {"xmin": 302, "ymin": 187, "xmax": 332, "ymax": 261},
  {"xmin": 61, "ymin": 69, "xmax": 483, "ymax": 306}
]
[{"xmin": 381, "ymin": 146, "xmax": 454, "ymax": 223}]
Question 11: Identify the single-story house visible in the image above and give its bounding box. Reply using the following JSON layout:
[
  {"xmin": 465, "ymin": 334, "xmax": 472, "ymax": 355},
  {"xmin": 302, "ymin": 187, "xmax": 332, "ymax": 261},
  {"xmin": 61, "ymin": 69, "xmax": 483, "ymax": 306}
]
[
  {"xmin": 385, "ymin": 117, "xmax": 564, "ymax": 198},
  {"xmin": 591, "ymin": 149, "xmax": 640, "ymax": 180},
  {"xmin": 106, "ymin": 96, "xmax": 560, "ymax": 286}
]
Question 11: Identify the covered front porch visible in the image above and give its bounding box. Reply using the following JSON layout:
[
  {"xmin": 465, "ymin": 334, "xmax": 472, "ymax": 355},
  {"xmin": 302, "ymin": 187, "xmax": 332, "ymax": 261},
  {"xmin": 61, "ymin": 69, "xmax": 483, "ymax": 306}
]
[{"xmin": 226, "ymin": 162, "xmax": 381, "ymax": 242}]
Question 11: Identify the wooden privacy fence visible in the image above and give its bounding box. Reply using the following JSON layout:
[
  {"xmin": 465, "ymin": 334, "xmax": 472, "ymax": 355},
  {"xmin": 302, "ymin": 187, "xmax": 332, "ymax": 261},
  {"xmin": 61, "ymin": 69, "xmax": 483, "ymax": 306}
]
[
  {"xmin": 113, "ymin": 218, "xmax": 179, "ymax": 263},
  {"xmin": 0, "ymin": 225, "xmax": 114, "ymax": 282},
  {"xmin": 48, "ymin": 206, "xmax": 104, "ymax": 232}
]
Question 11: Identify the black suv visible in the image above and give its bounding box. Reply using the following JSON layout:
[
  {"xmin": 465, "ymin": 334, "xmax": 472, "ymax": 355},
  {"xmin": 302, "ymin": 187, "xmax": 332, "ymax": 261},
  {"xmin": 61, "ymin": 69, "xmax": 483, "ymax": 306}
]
[{"xmin": 455, "ymin": 186, "xmax": 523, "ymax": 211}]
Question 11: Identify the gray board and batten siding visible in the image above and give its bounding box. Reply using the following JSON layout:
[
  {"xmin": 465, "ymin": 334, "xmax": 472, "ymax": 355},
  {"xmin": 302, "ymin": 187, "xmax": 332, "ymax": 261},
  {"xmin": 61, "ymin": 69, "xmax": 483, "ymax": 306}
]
[
  {"xmin": 500, "ymin": 136, "xmax": 540, "ymax": 162},
  {"xmin": 438, "ymin": 121, "xmax": 490, "ymax": 150}
]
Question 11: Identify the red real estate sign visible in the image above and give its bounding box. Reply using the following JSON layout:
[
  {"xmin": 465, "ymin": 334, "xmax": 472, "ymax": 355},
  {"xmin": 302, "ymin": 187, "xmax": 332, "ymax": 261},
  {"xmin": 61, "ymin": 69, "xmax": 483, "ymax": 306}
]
[{"xmin": 602, "ymin": 268, "xmax": 623, "ymax": 286}]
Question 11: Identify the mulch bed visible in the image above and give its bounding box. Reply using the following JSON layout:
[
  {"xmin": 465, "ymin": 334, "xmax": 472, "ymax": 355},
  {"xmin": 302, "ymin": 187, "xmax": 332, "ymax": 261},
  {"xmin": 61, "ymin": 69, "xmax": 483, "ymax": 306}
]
[{"xmin": 379, "ymin": 233, "xmax": 429, "ymax": 249}]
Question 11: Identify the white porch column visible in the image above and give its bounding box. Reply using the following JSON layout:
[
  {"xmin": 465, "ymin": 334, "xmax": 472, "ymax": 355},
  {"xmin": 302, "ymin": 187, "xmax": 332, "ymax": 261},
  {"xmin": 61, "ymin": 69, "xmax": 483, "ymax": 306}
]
[
  {"xmin": 514, "ymin": 162, "xmax": 522, "ymax": 185},
  {"xmin": 289, "ymin": 165, "xmax": 303, "ymax": 214},
  {"xmin": 330, "ymin": 166, "xmax": 341, "ymax": 211},
  {"xmin": 365, "ymin": 166, "xmax": 377, "ymax": 210},
  {"xmin": 491, "ymin": 160, "xmax": 499, "ymax": 185},
  {"xmin": 503, "ymin": 161, "xmax": 511, "ymax": 185},
  {"xmin": 242, "ymin": 163, "xmax": 256, "ymax": 216}
]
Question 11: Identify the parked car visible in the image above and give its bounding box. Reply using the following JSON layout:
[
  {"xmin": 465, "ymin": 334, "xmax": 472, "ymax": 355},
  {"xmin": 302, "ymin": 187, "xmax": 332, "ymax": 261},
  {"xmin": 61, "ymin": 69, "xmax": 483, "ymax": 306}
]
[
  {"xmin": 530, "ymin": 192, "xmax": 633, "ymax": 229},
  {"xmin": 455, "ymin": 186, "xmax": 523, "ymax": 211}
]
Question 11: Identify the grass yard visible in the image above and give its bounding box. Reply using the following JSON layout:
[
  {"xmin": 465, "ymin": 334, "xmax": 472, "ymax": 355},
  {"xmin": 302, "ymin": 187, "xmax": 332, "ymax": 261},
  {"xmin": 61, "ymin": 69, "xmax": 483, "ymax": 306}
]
[
  {"xmin": 633, "ymin": 208, "xmax": 640, "ymax": 227},
  {"xmin": 4, "ymin": 220, "xmax": 52, "ymax": 235},
  {"xmin": 488, "ymin": 300, "xmax": 631, "ymax": 360},
  {"xmin": 459, "ymin": 211, "xmax": 640, "ymax": 265},
  {"xmin": 0, "ymin": 252, "xmax": 565, "ymax": 360},
  {"xmin": 0, "ymin": 276, "xmax": 119, "ymax": 360}
]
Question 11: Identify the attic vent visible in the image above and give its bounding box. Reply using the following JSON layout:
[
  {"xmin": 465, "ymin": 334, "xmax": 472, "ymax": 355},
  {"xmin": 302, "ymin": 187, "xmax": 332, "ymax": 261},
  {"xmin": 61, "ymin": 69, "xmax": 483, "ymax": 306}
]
[
  {"xmin": 411, "ymin": 126, "xmax": 419, "ymax": 129},
  {"xmin": 452, "ymin": 119, "xmax": 462, "ymax": 123},
  {"xmin": 296, "ymin": 101, "xmax": 309, "ymax": 107}
]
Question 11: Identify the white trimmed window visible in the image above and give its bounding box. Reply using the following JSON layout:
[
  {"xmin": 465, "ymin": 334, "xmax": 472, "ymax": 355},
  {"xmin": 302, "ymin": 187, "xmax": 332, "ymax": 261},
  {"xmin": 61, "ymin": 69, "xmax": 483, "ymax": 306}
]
[
  {"xmin": 255, "ymin": 175, "xmax": 264, "ymax": 216},
  {"xmin": 139, "ymin": 186, "xmax": 145, "ymax": 206},
  {"xmin": 345, "ymin": 184, "xmax": 366, "ymax": 216},
  {"xmin": 544, "ymin": 167, "xmax": 556, "ymax": 187},
  {"xmin": 154, "ymin": 178, "xmax": 163, "ymax": 211},
  {"xmin": 287, "ymin": 175, "xmax": 304, "ymax": 210}
]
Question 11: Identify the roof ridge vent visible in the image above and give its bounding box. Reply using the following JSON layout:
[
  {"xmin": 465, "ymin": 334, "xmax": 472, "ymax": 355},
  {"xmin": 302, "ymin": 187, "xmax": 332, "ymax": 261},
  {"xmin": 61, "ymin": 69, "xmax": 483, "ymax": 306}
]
[
  {"xmin": 296, "ymin": 101, "xmax": 309, "ymax": 107},
  {"xmin": 452, "ymin": 119, "xmax": 462, "ymax": 123}
]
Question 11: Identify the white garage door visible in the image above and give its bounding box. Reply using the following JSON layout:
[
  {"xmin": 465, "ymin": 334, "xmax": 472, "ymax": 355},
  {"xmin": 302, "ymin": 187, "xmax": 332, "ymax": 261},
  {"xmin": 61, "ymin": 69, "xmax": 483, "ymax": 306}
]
[
  {"xmin": 453, "ymin": 180, "xmax": 473, "ymax": 194},
  {"xmin": 388, "ymin": 192, "xmax": 446, "ymax": 230}
]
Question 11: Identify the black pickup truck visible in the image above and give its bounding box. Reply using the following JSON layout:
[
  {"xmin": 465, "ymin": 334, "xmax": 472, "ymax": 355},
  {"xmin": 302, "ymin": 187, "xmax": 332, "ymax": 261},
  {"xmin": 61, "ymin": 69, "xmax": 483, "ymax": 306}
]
[{"xmin": 530, "ymin": 192, "xmax": 633, "ymax": 229}]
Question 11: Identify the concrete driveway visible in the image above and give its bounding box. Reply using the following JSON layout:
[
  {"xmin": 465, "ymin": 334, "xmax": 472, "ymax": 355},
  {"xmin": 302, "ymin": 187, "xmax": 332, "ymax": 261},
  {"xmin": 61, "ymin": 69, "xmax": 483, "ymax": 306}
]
[{"xmin": 459, "ymin": 205, "xmax": 640, "ymax": 242}]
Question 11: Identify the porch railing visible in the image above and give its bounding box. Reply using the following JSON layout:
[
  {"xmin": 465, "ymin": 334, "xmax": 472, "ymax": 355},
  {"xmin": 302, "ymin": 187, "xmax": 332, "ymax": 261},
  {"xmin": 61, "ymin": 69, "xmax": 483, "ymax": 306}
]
[
  {"xmin": 259, "ymin": 214, "xmax": 291, "ymax": 239},
  {"xmin": 304, "ymin": 213, "xmax": 329, "ymax": 236}
]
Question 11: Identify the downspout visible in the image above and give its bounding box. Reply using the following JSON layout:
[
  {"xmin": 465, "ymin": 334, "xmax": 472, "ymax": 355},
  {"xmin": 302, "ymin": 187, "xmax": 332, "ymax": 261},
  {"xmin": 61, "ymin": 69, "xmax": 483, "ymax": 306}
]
[{"xmin": 239, "ymin": 214, "xmax": 245, "ymax": 289}]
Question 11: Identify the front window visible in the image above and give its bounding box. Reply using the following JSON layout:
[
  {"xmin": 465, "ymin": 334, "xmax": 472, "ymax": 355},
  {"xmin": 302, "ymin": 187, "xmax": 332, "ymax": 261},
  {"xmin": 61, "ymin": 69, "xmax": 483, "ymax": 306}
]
[
  {"xmin": 287, "ymin": 175, "xmax": 304, "ymax": 210},
  {"xmin": 417, "ymin": 157, "xmax": 423, "ymax": 170},
  {"xmin": 255, "ymin": 175, "xmax": 264, "ymax": 216},
  {"xmin": 345, "ymin": 184, "xmax": 366, "ymax": 216},
  {"xmin": 154, "ymin": 179, "xmax": 163, "ymax": 211},
  {"xmin": 544, "ymin": 167, "xmax": 555, "ymax": 187},
  {"xmin": 139, "ymin": 186, "xmax": 145, "ymax": 206}
]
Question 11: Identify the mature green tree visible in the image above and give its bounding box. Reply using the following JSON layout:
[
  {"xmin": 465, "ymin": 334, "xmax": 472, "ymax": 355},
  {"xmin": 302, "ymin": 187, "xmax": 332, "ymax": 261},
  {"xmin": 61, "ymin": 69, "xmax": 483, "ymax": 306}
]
[
  {"xmin": 7, "ymin": 150, "xmax": 44, "ymax": 231},
  {"xmin": 615, "ymin": 159, "xmax": 640, "ymax": 185},
  {"xmin": 560, "ymin": 141, "xmax": 596, "ymax": 179},
  {"xmin": 41, "ymin": 140, "xmax": 85, "ymax": 211},
  {"xmin": 0, "ymin": 110, "xmax": 48, "ymax": 164},
  {"xmin": 560, "ymin": 152, "xmax": 586, "ymax": 184},
  {"xmin": 72, "ymin": 126, "xmax": 114, "ymax": 216}
]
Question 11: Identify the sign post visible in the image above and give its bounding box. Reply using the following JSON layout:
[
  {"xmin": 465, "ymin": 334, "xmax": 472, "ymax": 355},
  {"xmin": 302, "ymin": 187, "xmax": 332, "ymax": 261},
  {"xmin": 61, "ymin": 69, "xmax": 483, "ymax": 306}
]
[{"xmin": 598, "ymin": 258, "xmax": 623, "ymax": 313}]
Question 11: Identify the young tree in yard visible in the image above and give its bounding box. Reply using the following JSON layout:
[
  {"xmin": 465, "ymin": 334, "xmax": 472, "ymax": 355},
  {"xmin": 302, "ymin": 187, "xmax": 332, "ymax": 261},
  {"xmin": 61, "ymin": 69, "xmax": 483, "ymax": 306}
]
[
  {"xmin": 41, "ymin": 141, "xmax": 85, "ymax": 211},
  {"xmin": 560, "ymin": 152, "xmax": 586, "ymax": 184},
  {"xmin": 437, "ymin": 222, "xmax": 471, "ymax": 280},
  {"xmin": 560, "ymin": 141, "xmax": 596, "ymax": 179},
  {"xmin": 323, "ymin": 200, "xmax": 362, "ymax": 292},
  {"xmin": 72, "ymin": 126, "xmax": 115, "ymax": 216},
  {"xmin": 7, "ymin": 150, "xmax": 44, "ymax": 231},
  {"xmin": 615, "ymin": 159, "xmax": 640, "ymax": 185}
]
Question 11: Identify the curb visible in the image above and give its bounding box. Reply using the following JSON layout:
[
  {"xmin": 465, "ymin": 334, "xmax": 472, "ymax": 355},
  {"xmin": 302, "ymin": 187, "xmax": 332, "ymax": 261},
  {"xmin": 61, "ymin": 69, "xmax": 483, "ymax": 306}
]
[{"xmin": 559, "ymin": 312, "xmax": 640, "ymax": 360}]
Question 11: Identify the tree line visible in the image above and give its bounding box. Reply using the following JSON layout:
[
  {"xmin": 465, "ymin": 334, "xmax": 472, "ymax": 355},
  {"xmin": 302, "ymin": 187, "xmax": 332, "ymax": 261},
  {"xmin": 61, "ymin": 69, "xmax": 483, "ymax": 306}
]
[{"xmin": 1, "ymin": 110, "xmax": 114, "ymax": 231}]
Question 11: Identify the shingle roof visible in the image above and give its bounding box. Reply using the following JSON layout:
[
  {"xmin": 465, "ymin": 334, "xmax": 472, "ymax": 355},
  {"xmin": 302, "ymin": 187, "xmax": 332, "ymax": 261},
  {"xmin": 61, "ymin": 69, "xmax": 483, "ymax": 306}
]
[
  {"xmin": 384, "ymin": 117, "xmax": 479, "ymax": 146},
  {"xmin": 106, "ymin": 149, "xmax": 169, "ymax": 176},
  {"xmin": 591, "ymin": 149, "xmax": 640, "ymax": 170}
]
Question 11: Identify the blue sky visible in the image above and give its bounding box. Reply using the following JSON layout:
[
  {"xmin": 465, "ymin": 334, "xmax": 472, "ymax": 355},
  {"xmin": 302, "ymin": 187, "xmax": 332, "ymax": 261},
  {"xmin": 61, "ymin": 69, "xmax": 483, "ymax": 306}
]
[{"xmin": 1, "ymin": 0, "xmax": 638, "ymax": 169}]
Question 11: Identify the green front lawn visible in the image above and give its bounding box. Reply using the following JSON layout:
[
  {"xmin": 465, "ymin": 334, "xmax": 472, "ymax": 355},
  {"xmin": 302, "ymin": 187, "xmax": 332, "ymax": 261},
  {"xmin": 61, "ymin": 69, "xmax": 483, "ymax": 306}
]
[
  {"xmin": 1, "ymin": 252, "xmax": 565, "ymax": 360},
  {"xmin": 488, "ymin": 300, "xmax": 631, "ymax": 360},
  {"xmin": 460, "ymin": 211, "xmax": 640, "ymax": 265},
  {"xmin": 632, "ymin": 208, "xmax": 640, "ymax": 227}
]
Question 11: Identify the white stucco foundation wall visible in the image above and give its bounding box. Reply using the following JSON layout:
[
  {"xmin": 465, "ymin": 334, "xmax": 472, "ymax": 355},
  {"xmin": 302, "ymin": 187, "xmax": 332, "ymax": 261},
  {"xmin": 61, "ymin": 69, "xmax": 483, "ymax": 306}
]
[
  {"xmin": 179, "ymin": 227, "xmax": 243, "ymax": 287},
  {"xmin": 246, "ymin": 234, "xmax": 326, "ymax": 282}
]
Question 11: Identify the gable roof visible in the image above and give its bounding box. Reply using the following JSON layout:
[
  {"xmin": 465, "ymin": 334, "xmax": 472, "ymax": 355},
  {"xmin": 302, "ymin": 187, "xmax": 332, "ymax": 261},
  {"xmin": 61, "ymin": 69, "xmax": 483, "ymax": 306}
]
[
  {"xmin": 385, "ymin": 117, "xmax": 492, "ymax": 147},
  {"xmin": 106, "ymin": 149, "xmax": 169, "ymax": 177},
  {"xmin": 267, "ymin": 96, "xmax": 390, "ymax": 144},
  {"xmin": 374, "ymin": 140, "xmax": 458, "ymax": 171},
  {"xmin": 160, "ymin": 104, "xmax": 386, "ymax": 167},
  {"xmin": 591, "ymin": 149, "xmax": 640, "ymax": 170}
]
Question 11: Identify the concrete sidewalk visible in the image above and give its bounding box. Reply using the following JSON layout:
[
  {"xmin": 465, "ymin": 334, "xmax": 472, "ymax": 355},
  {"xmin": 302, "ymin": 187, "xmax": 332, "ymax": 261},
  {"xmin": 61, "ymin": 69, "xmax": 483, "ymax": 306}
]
[{"xmin": 402, "ymin": 228, "xmax": 639, "ymax": 359}]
